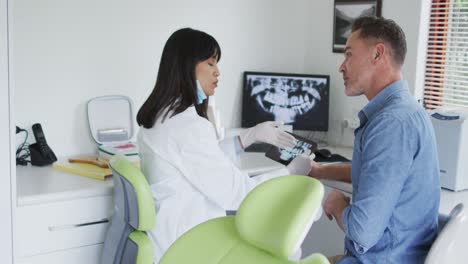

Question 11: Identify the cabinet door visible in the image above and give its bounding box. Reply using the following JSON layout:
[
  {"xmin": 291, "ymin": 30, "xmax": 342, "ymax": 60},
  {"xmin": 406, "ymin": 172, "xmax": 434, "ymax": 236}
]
[
  {"xmin": 16, "ymin": 196, "xmax": 112, "ymax": 258},
  {"xmin": 301, "ymin": 185, "xmax": 348, "ymax": 257},
  {"xmin": 0, "ymin": 0, "xmax": 13, "ymax": 263},
  {"xmin": 16, "ymin": 244, "xmax": 103, "ymax": 264}
]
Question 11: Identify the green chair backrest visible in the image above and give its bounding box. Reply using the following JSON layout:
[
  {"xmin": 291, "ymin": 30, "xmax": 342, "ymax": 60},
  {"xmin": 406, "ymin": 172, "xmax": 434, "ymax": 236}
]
[
  {"xmin": 101, "ymin": 154, "xmax": 156, "ymax": 264},
  {"xmin": 160, "ymin": 175, "xmax": 328, "ymax": 264},
  {"xmin": 109, "ymin": 154, "xmax": 156, "ymax": 230},
  {"xmin": 236, "ymin": 175, "xmax": 324, "ymax": 259},
  {"xmin": 129, "ymin": 231, "xmax": 155, "ymax": 264}
]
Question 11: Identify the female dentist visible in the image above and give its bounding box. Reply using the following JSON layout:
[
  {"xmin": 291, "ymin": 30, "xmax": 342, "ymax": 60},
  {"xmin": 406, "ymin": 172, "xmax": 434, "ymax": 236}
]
[{"xmin": 136, "ymin": 28, "xmax": 313, "ymax": 262}]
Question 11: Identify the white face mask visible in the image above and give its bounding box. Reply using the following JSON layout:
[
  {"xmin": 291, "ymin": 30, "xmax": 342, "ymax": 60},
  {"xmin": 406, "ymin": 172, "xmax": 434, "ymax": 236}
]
[{"xmin": 196, "ymin": 80, "xmax": 207, "ymax": 104}]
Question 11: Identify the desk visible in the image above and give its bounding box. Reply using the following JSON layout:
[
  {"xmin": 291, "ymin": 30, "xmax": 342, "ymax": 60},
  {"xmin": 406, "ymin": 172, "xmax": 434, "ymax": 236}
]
[
  {"xmin": 16, "ymin": 165, "xmax": 113, "ymax": 264},
  {"xmin": 240, "ymin": 146, "xmax": 354, "ymax": 176},
  {"xmin": 17, "ymin": 164, "xmax": 113, "ymax": 206},
  {"xmin": 15, "ymin": 147, "xmax": 468, "ymax": 263},
  {"xmin": 240, "ymin": 152, "xmax": 283, "ymax": 176}
]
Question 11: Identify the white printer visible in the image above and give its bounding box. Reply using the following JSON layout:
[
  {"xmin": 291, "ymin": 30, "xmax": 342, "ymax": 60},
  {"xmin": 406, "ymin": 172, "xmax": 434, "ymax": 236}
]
[{"xmin": 429, "ymin": 109, "xmax": 468, "ymax": 191}]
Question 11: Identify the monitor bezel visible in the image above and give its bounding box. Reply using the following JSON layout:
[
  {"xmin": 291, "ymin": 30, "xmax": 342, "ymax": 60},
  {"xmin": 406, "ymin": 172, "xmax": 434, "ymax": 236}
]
[{"xmin": 241, "ymin": 71, "xmax": 330, "ymax": 131}]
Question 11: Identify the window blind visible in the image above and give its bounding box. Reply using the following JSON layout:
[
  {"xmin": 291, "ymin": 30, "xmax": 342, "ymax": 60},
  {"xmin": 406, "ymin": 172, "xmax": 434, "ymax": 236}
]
[{"xmin": 423, "ymin": 0, "xmax": 468, "ymax": 109}]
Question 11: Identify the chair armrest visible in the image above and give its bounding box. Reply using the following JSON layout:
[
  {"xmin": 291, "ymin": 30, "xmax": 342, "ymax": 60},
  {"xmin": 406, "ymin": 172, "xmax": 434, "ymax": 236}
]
[{"xmin": 299, "ymin": 253, "xmax": 330, "ymax": 264}]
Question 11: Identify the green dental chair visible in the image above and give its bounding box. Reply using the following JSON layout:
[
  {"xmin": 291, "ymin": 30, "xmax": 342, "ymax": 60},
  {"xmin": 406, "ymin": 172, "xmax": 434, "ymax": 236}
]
[
  {"xmin": 101, "ymin": 155, "xmax": 156, "ymax": 264},
  {"xmin": 160, "ymin": 175, "xmax": 330, "ymax": 264}
]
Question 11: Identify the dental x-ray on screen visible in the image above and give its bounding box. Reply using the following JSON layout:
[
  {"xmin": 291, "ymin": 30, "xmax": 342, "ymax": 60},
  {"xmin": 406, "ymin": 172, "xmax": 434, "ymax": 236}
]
[{"xmin": 242, "ymin": 71, "xmax": 329, "ymax": 131}]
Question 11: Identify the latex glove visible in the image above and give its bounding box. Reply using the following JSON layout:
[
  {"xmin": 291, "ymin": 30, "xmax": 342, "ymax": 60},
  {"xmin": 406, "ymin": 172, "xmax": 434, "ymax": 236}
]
[
  {"xmin": 239, "ymin": 121, "xmax": 296, "ymax": 149},
  {"xmin": 286, "ymin": 153, "xmax": 315, "ymax": 175},
  {"xmin": 308, "ymin": 159, "xmax": 321, "ymax": 178}
]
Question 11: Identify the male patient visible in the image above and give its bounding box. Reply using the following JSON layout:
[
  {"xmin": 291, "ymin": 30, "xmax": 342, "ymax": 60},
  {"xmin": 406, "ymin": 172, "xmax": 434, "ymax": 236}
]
[{"xmin": 309, "ymin": 16, "xmax": 440, "ymax": 263}]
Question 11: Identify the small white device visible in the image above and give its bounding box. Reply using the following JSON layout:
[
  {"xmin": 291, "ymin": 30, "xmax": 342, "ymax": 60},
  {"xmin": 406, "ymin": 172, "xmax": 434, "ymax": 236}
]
[
  {"xmin": 97, "ymin": 128, "xmax": 129, "ymax": 142},
  {"xmin": 87, "ymin": 95, "xmax": 139, "ymax": 161},
  {"xmin": 429, "ymin": 109, "xmax": 468, "ymax": 191}
]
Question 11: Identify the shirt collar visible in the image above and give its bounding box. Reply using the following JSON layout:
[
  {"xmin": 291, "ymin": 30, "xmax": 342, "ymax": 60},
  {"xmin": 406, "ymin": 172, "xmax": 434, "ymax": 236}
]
[{"xmin": 358, "ymin": 80, "xmax": 409, "ymax": 127}]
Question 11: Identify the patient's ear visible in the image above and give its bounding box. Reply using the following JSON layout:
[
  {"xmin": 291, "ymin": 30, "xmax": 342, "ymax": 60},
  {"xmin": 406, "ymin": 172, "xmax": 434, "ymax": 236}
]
[{"xmin": 373, "ymin": 43, "xmax": 386, "ymax": 62}]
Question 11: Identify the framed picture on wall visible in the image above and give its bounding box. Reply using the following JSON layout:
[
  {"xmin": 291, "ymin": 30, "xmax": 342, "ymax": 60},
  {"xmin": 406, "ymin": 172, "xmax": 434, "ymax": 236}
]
[{"xmin": 332, "ymin": 0, "xmax": 382, "ymax": 53}]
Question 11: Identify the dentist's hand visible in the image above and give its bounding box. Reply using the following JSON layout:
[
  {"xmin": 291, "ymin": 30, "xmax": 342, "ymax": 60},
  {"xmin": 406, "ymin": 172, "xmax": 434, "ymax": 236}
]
[
  {"xmin": 239, "ymin": 121, "xmax": 296, "ymax": 149},
  {"xmin": 286, "ymin": 153, "xmax": 315, "ymax": 175}
]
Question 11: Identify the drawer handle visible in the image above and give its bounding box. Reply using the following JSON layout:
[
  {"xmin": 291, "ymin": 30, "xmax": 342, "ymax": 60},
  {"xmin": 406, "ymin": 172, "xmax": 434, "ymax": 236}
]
[{"xmin": 48, "ymin": 219, "xmax": 109, "ymax": 231}]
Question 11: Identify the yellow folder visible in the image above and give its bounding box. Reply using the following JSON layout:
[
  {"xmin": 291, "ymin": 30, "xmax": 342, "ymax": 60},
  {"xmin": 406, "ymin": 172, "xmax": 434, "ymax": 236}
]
[{"xmin": 53, "ymin": 161, "xmax": 112, "ymax": 181}]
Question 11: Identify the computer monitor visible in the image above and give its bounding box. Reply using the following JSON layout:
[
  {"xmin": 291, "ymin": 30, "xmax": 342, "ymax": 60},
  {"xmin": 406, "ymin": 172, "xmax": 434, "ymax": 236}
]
[{"xmin": 241, "ymin": 71, "xmax": 329, "ymax": 131}]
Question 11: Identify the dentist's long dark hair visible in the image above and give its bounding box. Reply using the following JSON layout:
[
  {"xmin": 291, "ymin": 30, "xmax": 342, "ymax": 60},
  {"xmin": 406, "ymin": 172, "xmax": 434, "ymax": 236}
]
[{"xmin": 137, "ymin": 28, "xmax": 221, "ymax": 128}]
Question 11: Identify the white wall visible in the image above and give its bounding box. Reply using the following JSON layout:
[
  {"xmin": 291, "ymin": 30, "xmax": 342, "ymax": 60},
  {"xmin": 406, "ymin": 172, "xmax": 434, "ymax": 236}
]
[
  {"xmin": 12, "ymin": 0, "xmax": 428, "ymax": 155},
  {"xmin": 304, "ymin": 0, "xmax": 426, "ymax": 146},
  {"xmin": 12, "ymin": 0, "xmax": 312, "ymax": 156},
  {"xmin": 1, "ymin": 0, "xmax": 14, "ymax": 262}
]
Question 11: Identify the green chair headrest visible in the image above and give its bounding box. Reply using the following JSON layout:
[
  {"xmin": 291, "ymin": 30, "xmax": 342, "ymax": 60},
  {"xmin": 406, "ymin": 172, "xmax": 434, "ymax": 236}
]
[{"xmin": 235, "ymin": 176, "xmax": 324, "ymax": 259}]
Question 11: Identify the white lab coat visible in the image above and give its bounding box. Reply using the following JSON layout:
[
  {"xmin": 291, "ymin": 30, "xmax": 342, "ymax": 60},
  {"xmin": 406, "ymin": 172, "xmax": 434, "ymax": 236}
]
[{"xmin": 137, "ymin": 106, "xmax": 290, "ymax": 263}]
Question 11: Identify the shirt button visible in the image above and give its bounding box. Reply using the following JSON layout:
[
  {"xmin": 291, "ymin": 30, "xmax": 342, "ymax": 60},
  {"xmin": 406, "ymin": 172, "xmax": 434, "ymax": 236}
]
[{"xmin": 358, "ymin": 247, "xmax": 365, "ymax": 254}]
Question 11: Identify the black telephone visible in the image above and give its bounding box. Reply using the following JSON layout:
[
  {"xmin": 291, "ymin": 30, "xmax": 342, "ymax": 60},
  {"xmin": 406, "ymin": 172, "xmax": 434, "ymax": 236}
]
[{"xmin": 29, "ymin": 123, "xmax": 57, "ymax": 166}]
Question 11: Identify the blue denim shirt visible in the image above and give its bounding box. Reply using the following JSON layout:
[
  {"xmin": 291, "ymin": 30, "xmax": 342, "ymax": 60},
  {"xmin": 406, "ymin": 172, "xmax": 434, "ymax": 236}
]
[{"xmin": 338, "ymin": 80, "xmax": 440, "ymax": 264}]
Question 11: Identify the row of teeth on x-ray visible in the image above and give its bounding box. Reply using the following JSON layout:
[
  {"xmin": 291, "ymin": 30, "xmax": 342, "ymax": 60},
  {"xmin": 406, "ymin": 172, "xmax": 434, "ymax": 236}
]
[
  {"xmin": 256, "ymin": 100, "xmax": 314, "ymax": 123},
  {"xmin": 285, "ymin": 145, "xmax": 309, "ymax": 154},
  {"xmin": 250, "ymin": 81, "xmax": 324, "ymax": 123},
  {"xmin": 264, "ymin": 101, "xmax": 315, "ymax": 116},
  {"xmin": 279, "ymin": 144, "xmax": 310, "ymax": 160},
  {"xmin": 251, "ymin": 86, "xmax": 322, "ymax": 102},
  {"xmin": 263, "ymin": 93, "xmax": 312, "ymax": 107}
]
